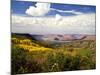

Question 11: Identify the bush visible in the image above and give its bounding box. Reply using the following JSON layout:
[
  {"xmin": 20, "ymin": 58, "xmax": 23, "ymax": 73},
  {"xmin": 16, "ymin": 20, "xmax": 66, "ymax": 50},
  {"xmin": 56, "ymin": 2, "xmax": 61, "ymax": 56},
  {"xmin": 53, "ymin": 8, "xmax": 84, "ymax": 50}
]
[{"xmin": 11, "ymin": 34, "xmax": 96, "ymax": 74}]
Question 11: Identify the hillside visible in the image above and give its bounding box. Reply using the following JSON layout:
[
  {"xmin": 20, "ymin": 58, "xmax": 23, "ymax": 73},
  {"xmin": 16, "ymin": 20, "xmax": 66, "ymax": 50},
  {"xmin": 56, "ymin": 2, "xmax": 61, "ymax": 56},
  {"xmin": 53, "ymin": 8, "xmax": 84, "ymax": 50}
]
[
  {"xmin": 12, "ymin": 33, "xmax": 53, "ymax": 52},
  {"xmin": 11, "ymin": 33, "xmax": 96, "ymax": 74}
]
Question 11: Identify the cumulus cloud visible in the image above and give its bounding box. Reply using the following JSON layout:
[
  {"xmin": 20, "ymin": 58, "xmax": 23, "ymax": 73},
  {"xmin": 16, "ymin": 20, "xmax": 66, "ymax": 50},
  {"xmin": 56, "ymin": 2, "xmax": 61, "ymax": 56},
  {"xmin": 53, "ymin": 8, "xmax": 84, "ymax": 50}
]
[
  {"xmin": 11, "ymin": 13, "xmax": 95, "ymax": 35},
  {"xmin": 26, "ymin": 2, "xmax": 50, "ymax": 16},
  {"xmin": 25, "ymin": 2, "xmax": 83, "ymax": 16},
  {"xmin": 55, "ymin": 14, "xmax": 62, "ymax": 21}
]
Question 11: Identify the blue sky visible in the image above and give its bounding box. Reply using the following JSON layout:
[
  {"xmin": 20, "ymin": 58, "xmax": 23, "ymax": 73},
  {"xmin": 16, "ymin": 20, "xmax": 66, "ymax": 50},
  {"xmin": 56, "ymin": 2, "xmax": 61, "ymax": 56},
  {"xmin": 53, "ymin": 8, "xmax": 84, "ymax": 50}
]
[
  {"xmin": 11, "ymin": 0, "xmax": 96, "ymax": 35},
  {"xmin": 11, "ymin": 0, "xmax": 96, "ymax": 17}
]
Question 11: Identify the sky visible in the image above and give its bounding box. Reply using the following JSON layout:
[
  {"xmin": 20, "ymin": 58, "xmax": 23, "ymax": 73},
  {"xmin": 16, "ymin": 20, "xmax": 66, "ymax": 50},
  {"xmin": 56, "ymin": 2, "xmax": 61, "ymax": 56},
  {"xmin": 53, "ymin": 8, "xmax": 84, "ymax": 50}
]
[{"xmin": 11, "ymin": 0, "xmax": 96, "ymax": 35}]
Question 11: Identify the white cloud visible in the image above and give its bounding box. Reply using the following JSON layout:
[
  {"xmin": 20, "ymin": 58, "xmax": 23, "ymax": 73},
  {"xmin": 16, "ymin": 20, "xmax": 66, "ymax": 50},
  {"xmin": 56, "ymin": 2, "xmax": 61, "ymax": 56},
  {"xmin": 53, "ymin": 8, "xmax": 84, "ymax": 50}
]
[
  {"xmin": 51, "ymin": 8, "xmax": 83, "ymax": 15},
  {"xmin": 11, "ymin": 13, "xmax": 95, "ymax": 35},
  {"xmin": 26, "ymin": 2, "xmax": 50, "ymax": 16},
  {"xmin": 55, "ymin": 14, "xmax": 62, "ymax": 20},
  {"xmin": 25, "ymin": 2, "xmax": 83, "ymax": 16}
]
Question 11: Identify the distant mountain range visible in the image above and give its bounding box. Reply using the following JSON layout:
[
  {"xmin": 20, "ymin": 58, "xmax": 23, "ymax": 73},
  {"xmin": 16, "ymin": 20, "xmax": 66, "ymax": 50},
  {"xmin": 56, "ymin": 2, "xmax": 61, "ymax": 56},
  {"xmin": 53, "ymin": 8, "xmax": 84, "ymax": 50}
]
[
  {"xmin": 12, "ymin": 33, "xmax": 95, "ymax": 41},
  {"xmin": 12, "ymin": 33, "xmax": 96, "ymax": 41},
  {"xmin": 31, "ymin": 34, "xmax": 95, "ymax": 41}
]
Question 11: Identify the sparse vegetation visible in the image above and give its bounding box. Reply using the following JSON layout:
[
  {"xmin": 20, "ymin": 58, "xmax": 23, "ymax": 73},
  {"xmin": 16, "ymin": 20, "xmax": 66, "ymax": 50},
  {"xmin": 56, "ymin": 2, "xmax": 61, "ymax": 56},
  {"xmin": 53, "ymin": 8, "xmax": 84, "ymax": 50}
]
[{"xmin": 11, "ymin": 34, "xmax": 96, "ymax": 74}]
